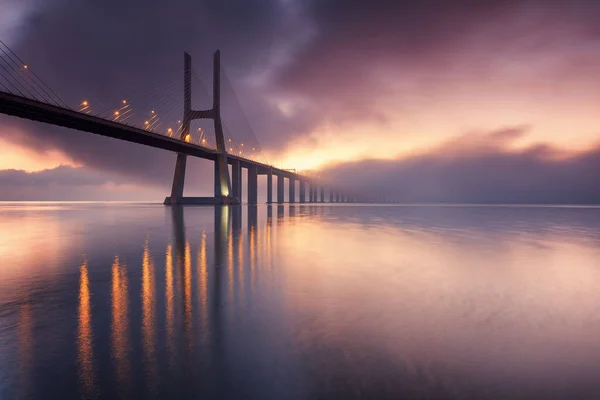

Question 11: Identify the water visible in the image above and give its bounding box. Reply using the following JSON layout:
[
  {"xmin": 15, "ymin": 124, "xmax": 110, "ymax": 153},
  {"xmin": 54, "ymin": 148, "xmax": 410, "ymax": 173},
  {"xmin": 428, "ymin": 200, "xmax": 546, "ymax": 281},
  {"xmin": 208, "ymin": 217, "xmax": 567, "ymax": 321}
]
[{"xmin": 1, "ymin": 203, "xmax": 600, "ymax": 399}]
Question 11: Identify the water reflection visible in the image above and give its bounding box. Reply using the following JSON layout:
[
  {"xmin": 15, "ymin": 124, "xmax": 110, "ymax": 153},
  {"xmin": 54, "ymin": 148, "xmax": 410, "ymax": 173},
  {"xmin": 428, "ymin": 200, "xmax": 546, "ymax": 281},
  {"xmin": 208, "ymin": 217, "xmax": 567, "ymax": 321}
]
[
  {"xmin": 111, "ymin": 256, "xmax": 130, "ymax": 395},
  {"xmin": 184, "ymin": 241, "xmax": 193, "ymax": 353},
  {"xmin": 165, "ymin": 244, "xmax": 175, "ymax": 369},
  {"xmin": 77, "ymin": 260, "xmax": 96, "ymax": 398},
  {"xmin": 3, "ymin": 204, "xmax": 600, "ymax": 399},
  {"xmin": 235, "ymin": 208, "xmax": 245, "ymax": 300},
  {"xmin": 18, "ymin": 299, "xmax": 32, "ymax": 399},
  {"xmin": 249, "ymin": 206, "xmax": 257, "ymax": 294},
  {"xmin": 141, "ymin": 240, "xmax": 158, "ymax": 395},
  {"xmin": 198, "ymin": 232, "xmax": 208, "ymax": 344},
  {"xmin": 214, "ymin": 206, "xmax": 229, "ymax": 268}
]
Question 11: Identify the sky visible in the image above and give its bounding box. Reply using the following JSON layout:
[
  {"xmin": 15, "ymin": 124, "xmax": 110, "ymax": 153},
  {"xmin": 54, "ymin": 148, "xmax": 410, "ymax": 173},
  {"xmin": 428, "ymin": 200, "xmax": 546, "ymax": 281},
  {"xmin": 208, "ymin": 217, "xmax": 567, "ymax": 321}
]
[{"xmin": 2, "ymin": 0, "xmax": 600, "ymax": 202}]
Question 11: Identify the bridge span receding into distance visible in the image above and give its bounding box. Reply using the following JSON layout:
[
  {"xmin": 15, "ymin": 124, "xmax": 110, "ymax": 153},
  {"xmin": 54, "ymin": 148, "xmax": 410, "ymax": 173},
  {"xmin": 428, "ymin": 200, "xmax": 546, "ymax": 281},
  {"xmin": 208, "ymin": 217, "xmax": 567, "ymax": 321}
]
[{"xmin": 0, "ymin": 46, "xmax": 355, "ymax": 205}]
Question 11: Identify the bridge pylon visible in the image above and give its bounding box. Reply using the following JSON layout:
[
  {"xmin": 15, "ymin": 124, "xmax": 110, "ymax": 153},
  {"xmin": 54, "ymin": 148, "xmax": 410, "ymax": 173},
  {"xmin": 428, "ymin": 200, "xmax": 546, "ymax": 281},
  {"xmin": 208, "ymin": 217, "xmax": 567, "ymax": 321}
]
[{"xmin": 164, "ymin": 50, "xmax": 237, "ymax": 205}]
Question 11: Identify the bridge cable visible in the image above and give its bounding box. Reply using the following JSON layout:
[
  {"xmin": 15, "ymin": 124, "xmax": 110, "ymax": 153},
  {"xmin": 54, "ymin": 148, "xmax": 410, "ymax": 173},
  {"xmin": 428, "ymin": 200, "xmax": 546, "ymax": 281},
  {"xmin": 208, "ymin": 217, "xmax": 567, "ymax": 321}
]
[
  {"xmin": 0, "ymin": 58, "xmax": 29, "ymax": 98},
  {"xmin": 0, "ymin": 40, "xmax": 71, "ymax": 109},
  {"xmin": 220, "ymin": 65, "xmax": 269, "ymax": 164},
  {"xmin": 0, "ymin": 50, "xmax": 61, "ymax": 107}
]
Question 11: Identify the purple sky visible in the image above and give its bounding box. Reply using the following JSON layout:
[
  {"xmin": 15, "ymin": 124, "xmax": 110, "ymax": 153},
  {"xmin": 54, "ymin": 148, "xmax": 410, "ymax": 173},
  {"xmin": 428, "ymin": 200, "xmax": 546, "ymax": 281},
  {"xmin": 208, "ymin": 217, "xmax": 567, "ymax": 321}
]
[{"xmin": 2, "ymin": 0, "xmax": 600, "ymax": 203}]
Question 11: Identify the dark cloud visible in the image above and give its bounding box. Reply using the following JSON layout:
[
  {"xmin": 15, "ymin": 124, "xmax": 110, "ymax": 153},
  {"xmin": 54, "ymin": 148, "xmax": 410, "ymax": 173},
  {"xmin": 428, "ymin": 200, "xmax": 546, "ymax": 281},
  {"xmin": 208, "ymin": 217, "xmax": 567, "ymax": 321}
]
[
  {"xmin": 273, "ymin": 0, "xmax": 600, "ymax": 125},
  {"xmin": 321, "ymin": 127, "xmax": 600, "ymax": 204},
  {"xmin": 0, "ymin": 165, "xmax": 164, "ymax": 200}
]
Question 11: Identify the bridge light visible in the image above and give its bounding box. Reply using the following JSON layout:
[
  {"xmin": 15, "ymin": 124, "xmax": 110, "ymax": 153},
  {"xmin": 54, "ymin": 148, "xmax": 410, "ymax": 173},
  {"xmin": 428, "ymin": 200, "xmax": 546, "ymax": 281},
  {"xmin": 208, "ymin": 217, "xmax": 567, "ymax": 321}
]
[
  {"xmin": 202, "ymin": 139, "xmax": 206, "ymax": 144},
  {"xmin": 144, "ymin": 121, "xmax": 149, "ymax": 125},
  {"xmin": 185, "ymin": 134, "xmax": 190, "ymax": 142},
  {"xmin": 122, "ymin": 100, "xmax": 127, "ymax": 104},
  {"xmin": 177, "ymin": 120, "xmax": 181, "ymax": 124},
  {"xmin": 114, "ymin": 111, "xmax": 119, "ymax": 116},
  {"xmin": 241, "ymin": 143, "xmax": 244, "ymax": 146},
  {"xmin": 151, "ymin": 110, "xmax": 155, "ymax": 114},
  {"xmin": 23, "ymin": 65, "xmax": 28, "ymax": 69},
  {"xmin": 228, "ymin": 138, "xmax": 231, "ymax": 142},
  {"xmin": 229, "ymin": 148, "xmax": 233, "ymax": 152},
  {"xmin": 167, "ymin": 128, "xmax": 173, "ymax": 133},
  {"xmin": 81, "ymin": 101, "xmax": 88, "ymax": 106}
]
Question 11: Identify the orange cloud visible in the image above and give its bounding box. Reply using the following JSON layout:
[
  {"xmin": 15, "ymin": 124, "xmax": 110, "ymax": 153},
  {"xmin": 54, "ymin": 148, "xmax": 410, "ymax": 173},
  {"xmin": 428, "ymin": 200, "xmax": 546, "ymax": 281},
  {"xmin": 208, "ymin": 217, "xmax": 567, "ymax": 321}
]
[{"xmin": 0, "ymin": 138, "xmax": 77, "ymax": 172}]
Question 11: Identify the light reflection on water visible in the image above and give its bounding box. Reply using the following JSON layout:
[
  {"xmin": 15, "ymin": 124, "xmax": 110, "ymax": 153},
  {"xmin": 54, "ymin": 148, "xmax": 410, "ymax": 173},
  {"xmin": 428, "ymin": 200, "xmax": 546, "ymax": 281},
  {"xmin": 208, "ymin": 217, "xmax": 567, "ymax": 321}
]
[
  {"xmin": 111, "ymin": 255, "xmax": 130, "ymax": 397},
  {"xmin": 1, "ymin": 204, "xmax": 600, "ymax": 398},
  {"xmin": 77, "ymin": 260, "xmax": 96, "ymax": 398}
]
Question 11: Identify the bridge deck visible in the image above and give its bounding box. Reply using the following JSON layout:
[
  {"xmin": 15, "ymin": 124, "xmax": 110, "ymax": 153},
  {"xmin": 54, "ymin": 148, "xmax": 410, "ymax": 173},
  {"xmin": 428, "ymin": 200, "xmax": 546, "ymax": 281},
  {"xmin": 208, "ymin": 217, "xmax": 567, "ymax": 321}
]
[{"xmin": 0, "ymin": 91, "xmax": 303, "ymax": 180}]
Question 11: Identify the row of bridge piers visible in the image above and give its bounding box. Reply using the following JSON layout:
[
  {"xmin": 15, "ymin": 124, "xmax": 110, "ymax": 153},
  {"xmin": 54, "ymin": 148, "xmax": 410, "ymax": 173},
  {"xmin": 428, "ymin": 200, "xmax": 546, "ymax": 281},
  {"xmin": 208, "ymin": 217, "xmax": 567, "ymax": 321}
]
[{"xmin": 230, "ymin": 159, "xmax": 354, "ymax": 204}]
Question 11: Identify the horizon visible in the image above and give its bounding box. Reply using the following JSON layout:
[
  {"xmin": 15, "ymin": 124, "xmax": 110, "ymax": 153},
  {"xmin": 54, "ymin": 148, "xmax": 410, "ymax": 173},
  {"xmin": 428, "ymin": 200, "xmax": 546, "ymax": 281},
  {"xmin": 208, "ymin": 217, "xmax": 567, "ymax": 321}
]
[{"xmin": 2, "ymin": 1, "xmax": 600, "ymax": 202}]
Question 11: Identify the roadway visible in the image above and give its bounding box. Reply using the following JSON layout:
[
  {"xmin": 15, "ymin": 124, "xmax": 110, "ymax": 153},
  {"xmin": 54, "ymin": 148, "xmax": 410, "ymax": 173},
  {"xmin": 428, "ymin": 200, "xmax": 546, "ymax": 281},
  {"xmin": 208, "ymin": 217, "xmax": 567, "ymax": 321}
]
[{"xmin": 0, "ymin": 91, "xmax": 305, "ymax": 181}]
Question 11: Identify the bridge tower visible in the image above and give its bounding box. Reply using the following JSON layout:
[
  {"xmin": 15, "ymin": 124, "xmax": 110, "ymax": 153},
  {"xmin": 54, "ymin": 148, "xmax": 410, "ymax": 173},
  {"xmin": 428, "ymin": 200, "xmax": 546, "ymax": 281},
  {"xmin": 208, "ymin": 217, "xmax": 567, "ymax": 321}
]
[{"xmin": 164, "ymin": 50, "xmax": 236, "ymax": 205}]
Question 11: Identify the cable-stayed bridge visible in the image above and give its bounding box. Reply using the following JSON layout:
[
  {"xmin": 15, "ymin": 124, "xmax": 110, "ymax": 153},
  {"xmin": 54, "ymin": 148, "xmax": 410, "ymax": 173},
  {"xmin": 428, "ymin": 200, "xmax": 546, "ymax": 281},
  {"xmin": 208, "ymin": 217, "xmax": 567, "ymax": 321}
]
[{"xmin": 0, "ymin": 41, "xmax": 354, "ymax": 204}]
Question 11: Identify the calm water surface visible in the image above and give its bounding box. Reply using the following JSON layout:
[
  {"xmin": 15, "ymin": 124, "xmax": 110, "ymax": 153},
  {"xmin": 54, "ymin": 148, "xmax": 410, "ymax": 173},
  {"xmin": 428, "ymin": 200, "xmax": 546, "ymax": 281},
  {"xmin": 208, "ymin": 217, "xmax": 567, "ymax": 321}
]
[{"xmin": 1, "ymin": 203, "xmax": 600, "ymax": 399}]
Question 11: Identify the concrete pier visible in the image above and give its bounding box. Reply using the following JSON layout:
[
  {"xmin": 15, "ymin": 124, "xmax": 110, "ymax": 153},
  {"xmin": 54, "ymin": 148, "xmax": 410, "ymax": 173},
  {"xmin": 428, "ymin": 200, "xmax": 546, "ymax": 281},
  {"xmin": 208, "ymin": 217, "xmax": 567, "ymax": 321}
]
[
  {"xmin": 165, "ymin": 51, "xmax": 237, "ymax": 205},
  {"xmin": 320, "ymin": 187, "xmax": 325, "ymax": 203},
  {"xmin": 266, "ymin": 168, "xmax": 273, "ymax": 204},
  {"xmin": 169, "ymin": 153, "xmax": 187, "ymax": 202},
  {"xmin": 248, "ymin": 165, "xmax": 257, "ymax": 204},
  {"xmin": 289, "ymin": 178, "xmax": 295, "ymax": 203},
  {"xmin": 299, "ymin": 181, "xmax": 306, "ymax": 203},
  {"xmin": 231, "ymin": 159, "xmax": 242, "ymax": 202},
  {"xmin": 277, "ymin": 174, "xmax": 284, "ymax": 204}
]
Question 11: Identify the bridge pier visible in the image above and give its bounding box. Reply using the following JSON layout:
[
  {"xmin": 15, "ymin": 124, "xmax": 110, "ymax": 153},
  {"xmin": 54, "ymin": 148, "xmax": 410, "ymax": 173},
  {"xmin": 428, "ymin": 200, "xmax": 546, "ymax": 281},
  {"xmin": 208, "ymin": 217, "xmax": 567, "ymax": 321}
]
[
  {"xmin": 299, "ymin": 181, "xmax": 306, "ymax": 203},
  {"xmin": 247, "ymin": 165, "xmax": 258, "ymax": 204},
  {"xmin": 231, "ymin": 159, "xmax": 242, "ymax": 202},
  {"xmin": 164, "ymin": 51, "xmax": 237, "ymax": 205},
  {"xmin": 277, "ymin": 174, "xmax": 284, "ymax": 204},
  {"xmin": 320, "ymin": 187, "xmax": 325, "ymax": 203},
  {"xmin": 336, "ymin": 192, "xmax": 340, "ymax": 203},
  {"xmin": 289, "ymin": 178, "xmax": 295, "ymax": 203},
  {"xmin": 167, "ymin": 153, "xmax": 187, "ymax": 204},
  {"xmin": 266, "ymin": 168, "xmax": 273, "ymax": 204}
]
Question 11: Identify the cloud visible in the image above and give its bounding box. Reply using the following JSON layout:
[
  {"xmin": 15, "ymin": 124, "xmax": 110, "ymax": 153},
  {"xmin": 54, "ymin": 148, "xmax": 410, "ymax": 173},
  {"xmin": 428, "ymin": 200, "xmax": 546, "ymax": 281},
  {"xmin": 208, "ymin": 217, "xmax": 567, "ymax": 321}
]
[
  {"xmin": 0, "ymin": 0, "xmax": 41, "ymax": 45},
  {"xmin": 0, "ymin": 165, "xmax": 165, "ymax": 200},
  {"xmin": 270, "ymin": 0, "xmax": 600, "ymax": 127},
  {"xmin": 3, "ymin": 0, "xmax": 600, "ymax": 202},
  {"xmin": 321, "ymin": 127, "xmax": 600, "ymax": 204},
  {"xmin": 3, "ymin": 126, "xmax": 600, "ymax": 204}
]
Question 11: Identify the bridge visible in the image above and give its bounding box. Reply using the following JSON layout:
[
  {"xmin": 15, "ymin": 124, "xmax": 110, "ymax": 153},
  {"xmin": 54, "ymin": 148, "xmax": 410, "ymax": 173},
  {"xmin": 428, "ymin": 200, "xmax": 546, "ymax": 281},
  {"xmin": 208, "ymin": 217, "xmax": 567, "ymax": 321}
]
[{"xmin": 0, "ymin": 41, "xmax": 355, "ymax": 205}]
